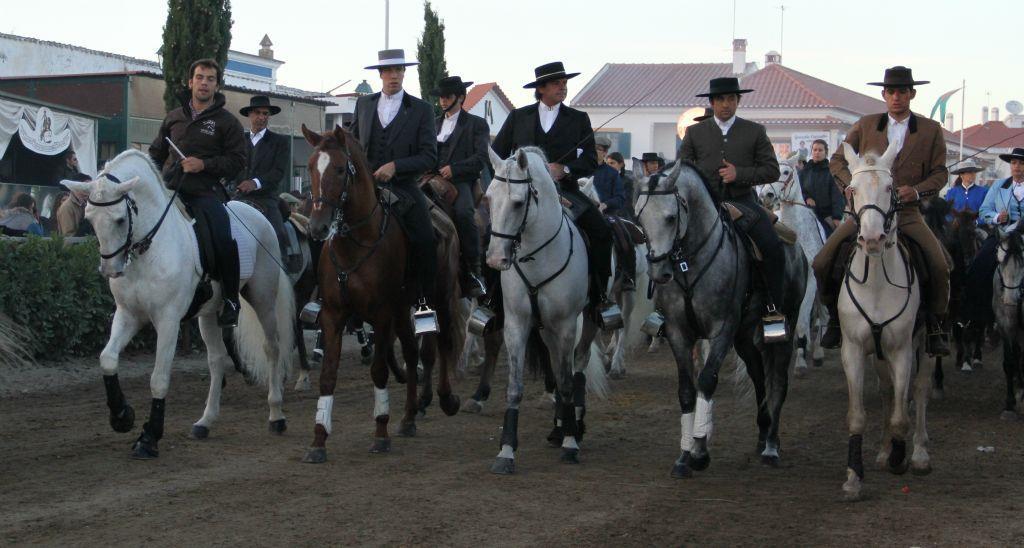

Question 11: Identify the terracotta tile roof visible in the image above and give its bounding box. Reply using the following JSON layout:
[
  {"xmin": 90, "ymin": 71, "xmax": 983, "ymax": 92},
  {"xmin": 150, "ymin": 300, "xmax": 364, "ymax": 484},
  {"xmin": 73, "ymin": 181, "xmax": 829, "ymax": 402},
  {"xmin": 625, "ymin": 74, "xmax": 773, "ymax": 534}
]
[
  {"xmin": 572, "ymin": 63, "xmax": 755, "ymax": 108},
  {"xmin": 464, "ymin": 82, "xmax": 514, "ymax": 112},
  {"xmin": 571, "ymin": 62, "xmax": 885, "ymax": 116},
  {"xmin": 748, "ymin": 117, "xmax": 848, "ymax": 126},
  {"xmin": 954, "ymin": 121, "xmax": 1024, "ymax": 149}
]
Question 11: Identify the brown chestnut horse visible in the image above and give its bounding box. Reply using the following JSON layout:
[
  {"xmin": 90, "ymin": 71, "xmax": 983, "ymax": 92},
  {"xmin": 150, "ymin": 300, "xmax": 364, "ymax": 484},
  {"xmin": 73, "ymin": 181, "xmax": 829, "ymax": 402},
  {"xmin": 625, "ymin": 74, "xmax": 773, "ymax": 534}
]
[{"xmin": 300, "ymin": 125, "xmax": 464, "ymax": 463}]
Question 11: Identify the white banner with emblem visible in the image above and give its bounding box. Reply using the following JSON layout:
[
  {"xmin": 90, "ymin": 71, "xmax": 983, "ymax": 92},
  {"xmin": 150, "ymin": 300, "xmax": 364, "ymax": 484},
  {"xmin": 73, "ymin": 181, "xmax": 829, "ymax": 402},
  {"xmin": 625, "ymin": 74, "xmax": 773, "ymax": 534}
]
[{"xmin": 0, "ymin": 96, "xmax": 97, "ymax": 177}]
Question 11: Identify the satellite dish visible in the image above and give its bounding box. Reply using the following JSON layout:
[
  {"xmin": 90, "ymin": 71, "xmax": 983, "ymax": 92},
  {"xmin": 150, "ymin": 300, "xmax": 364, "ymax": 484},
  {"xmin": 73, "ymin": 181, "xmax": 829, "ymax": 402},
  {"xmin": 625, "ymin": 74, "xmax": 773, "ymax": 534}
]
[{"xmin": 1006, "ymin": 100, "xmax": 1023, "ymax": 115}]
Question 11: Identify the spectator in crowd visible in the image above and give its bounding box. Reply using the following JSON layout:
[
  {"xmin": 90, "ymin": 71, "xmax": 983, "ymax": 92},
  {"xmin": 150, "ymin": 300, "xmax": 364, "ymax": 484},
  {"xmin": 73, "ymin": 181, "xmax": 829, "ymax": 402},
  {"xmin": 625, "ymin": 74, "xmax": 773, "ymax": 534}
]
[
  {"xmin": 605, "ymin": 151, "xmax": 635, "ymax": 219},
  {"xmin": 62, "ymin": 150, "xmax": 80, "ymax": 180},
  {"xmin": 280, "ymin": 191, "xmax": 301, "ymax": 215},
  {"xmin": 799, "ymin": 139, "xmax": 845, "ymax": 235},
  {"xmin": 945, "ymin": 159, "xmax": 986, "ymax": 221},
  {"xmin": 640, "ymin": 152, "xmax": 663, "ymax": 176},
  {"xmin": 57, "ymin": 173, "xmax": 95, "ymax": 236},
  {"xmin": 591, "ymin": 136, "xmax": 626, "ymax": 216},
  {"xmin": 0, "ymin": 192, "xmax": 44, "ymax": 236}
]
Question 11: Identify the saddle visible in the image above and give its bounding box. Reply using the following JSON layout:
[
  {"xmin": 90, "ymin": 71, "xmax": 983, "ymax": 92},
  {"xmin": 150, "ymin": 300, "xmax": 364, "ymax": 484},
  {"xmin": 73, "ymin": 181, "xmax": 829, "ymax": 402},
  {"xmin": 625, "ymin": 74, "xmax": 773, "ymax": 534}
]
[
  {"xmin": 831, "ymin": 235, "xmax": 930, "ymax": 290},
  {"xmin": 607, "ymin": 215, "xmax": 645, "ymax": 260},
  {"xmin": 722, "ymin": 202, "xmax": 797, "ymax": 261},
  {"xmin": 419, "ymin": 174, "xmax": 459, "ymax": 218}
]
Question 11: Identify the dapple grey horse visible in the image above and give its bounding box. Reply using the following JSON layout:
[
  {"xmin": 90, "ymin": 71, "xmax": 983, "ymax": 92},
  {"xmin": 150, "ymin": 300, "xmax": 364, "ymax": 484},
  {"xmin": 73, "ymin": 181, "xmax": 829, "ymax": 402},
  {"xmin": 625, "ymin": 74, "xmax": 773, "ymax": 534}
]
[
  {"xmin": 636, "ymin": 160, "xmax": 806, "ymax": 479},
  {"xmin": 993, "ymin": 226, "xmax": 1024, "ymax": 419}
]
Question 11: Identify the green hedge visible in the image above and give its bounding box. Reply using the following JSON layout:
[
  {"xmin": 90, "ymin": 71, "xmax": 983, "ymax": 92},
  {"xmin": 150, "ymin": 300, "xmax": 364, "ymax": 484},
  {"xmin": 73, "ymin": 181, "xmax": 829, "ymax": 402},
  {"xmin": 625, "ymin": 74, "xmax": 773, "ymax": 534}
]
[{"xmin": 0, "ymin": 236, "xmax": 116, "ymax": 358}]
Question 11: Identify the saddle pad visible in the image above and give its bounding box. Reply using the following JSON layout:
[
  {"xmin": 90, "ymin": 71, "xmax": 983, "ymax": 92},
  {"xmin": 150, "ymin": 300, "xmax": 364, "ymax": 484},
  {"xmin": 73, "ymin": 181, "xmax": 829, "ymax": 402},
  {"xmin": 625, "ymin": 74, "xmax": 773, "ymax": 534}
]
[{"xmin": 229, "ymin": 213, "xmax": 256, "ymax": 282}]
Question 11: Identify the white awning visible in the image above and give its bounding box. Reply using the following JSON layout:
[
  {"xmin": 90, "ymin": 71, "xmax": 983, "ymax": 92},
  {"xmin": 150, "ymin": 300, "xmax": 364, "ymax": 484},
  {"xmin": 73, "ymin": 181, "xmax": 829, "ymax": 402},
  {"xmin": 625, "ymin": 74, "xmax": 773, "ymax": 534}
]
[{"xmin": 0, "ymin": 95, "xmax": 97, "ymax": 176}]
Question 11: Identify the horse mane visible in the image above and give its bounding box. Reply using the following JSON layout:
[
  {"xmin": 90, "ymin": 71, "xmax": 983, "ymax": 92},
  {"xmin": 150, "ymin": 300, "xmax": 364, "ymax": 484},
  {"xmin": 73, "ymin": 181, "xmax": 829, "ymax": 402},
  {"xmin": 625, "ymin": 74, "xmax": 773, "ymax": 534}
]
[
  {"xmin": 517, "ymin": 146, "xmax": 549, "ymax": 165},
  {"xmin": 100, "ymin": 149, "xmax": 172, "ymax": 199},
  {"xmin": 320, "ymin": 129, "xmax": 373, "ymax": 178}
]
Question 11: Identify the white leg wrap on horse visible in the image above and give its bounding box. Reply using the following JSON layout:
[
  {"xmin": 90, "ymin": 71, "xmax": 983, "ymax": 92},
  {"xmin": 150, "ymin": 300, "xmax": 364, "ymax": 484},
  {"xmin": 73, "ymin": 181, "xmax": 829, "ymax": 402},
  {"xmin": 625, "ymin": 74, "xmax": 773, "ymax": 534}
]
[
  {"xmin": 680, "ymin": 412, "xmax": 695, "ymax": 451},
  {"xmin": 373, "ymin": 387, "xmax": 389, "ymax": 418},
  {"xmin": 694, "ymin": 395, "xmax": 714, "ymax": 440},
  {"xmin": 316, "ymin": 396, "xmax": 334, "ymax": 434},
  {"xmin": 575, "ymin": 406, "xmax": 584, "ymax": 420},
  {"xmin": 562, "ymin": 436, "xmax": 579, "ymax": 450},
  {"xmin": 498, "ymin": 444, "xmax": 515, "ymax": 458}
]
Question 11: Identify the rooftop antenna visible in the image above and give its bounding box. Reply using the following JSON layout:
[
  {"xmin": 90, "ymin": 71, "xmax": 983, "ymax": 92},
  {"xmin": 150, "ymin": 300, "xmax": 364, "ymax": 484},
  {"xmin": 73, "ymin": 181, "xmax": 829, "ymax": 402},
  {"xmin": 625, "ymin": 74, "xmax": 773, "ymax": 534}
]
[
  {"xmin": 385, "ymin": 0, "xmax": 390, "ymax": 49},
  {"xmin": 779, "ymin": 5, "xmax": 786, "ymax": 56},
  {"xmin": 732, "ymin": 0, "xmax": 737, "ymax": 40}
]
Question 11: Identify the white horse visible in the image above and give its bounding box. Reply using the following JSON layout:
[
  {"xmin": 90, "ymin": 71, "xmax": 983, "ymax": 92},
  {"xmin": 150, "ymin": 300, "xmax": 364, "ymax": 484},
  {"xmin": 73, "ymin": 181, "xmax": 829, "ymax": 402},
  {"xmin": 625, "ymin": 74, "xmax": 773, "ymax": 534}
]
[
  {"xmin": 485, "ymin": 146, "xmax": 608, "ymax": 474},
  {"xmin": 62, "ymin": 150, "xmax": 295, "ymax": 459},
  {"xmin": 577, "ymin": 176, "xmax": 653, "ymax": 379},
  {"xmin": 757, "ymin": 157, "xmax": 826, "ymax": 376},
  {"xmin": 837, "ymin": 141, "xmax": 932, "ymax": 501}
]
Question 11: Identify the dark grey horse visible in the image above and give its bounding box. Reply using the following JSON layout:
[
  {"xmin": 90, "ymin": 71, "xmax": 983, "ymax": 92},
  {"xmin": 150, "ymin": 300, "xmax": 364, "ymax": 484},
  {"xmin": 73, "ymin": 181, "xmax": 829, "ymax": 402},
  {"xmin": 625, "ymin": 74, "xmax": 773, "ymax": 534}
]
[
  {"xmin": 635, "ymin": 161, "xmax": 807, "ymax": 478},
  {"xmin": 994, "ymin": 228, "xmax": 1024, "ymax": 419}
]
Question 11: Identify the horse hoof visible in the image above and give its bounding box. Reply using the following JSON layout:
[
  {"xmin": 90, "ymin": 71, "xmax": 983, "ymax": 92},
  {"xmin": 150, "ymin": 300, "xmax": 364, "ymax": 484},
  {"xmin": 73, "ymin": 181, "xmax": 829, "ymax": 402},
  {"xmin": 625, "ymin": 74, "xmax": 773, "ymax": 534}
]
[
  {"xmin": 439, "ymin": 394, "xmax": 460, "ymax": 417},
  {"xmin": 398, "ymin": 421, "xmax": 416, "ymax": 437},
  {"xmin": 1000, "ymin": 410, "xmax": 1020, "ymax": 421},
  {"xmin": 546, "ymin": 427, "xmax": 563, "ymax": 448},
  {"xmin": 535, "ymin": 394, "xmax": 555, "ymax": 411},
  {"xmin": 109, "ymin": 405, "xmax": 135, "ymax": 433},
  {"xmin": 461, "ymin": 399, "xmax": 483, "ymax": 414},
  {"xmin": 268, "ymin": 419, "xmax": 287, "ymax": 435},
  {"xmin": 972, "ymin": 358, "xmax": 983, "ymax": 370},
  {"xmin": 294, "ymin": 377, "xmax": 311, "ymax": 392},
  {"xmin": 670, "ymin": 455, "xmax": 693, "ymax": 479},
  {"xmin": 689, "ymin": 451, "xmax": 711, "ymax": 471},
  {"xmin": 888, "ymin": 457, "xmax": 910, "ymax": 475},
  {"xmin": 190, "ymin": 425, "xmax": 210, "ymax": 440},
  {"xmin": 369, "ymin": 438, "xmax": 391, "ymax": 453},
  {"xmin": 760, "ymin": 454, "xmax": 781, "ymax": 468},
  {"xmin": 243, "ymin": 371, "xmax": 257, "ymax": 386},
  {"xmin": 302, "ymin": 447, "xmax": 327, "ymax": 464},
  {"xmin": 812, "ymin": 358, "xmax": 824, "ymax": 368},
  {"xmin": 490, "ymin": 457, "xmax": 516, "ymax": 475},
  {"xmin": 560, "ymin": 447, "xmax": 580, "ymax": 464},
  {"xmin": 911, "ymin": 462, "xmax": 932, "ymax": 476},
  {"xmin": 609, "ymin": 369, "xmax": 626, "ymax": 380},
  {"xmin": 130, "ymin": 439, "xmax": 159, "ymax": 460},
  {"xmin": 930, "ymin": 388, "xmax": 945, "ymax": 401},
  {"xmin": 794, "ymin": 367, "xmax": 807, "ymax": 379}
]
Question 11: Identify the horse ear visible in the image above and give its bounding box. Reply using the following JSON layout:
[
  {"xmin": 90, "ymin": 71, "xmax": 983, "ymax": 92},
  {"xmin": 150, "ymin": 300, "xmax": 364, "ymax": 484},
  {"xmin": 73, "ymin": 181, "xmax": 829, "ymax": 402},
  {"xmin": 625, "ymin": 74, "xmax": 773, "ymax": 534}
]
[
  {"xmin": 332, "ymin": 124, "xmax": 346, "ymax": 145},
  {"xmin": 60, "ymin": 179, "xmax": 92, "ymax": 195},
  {"xmin": 631, "ymin": 157, "xmax": 645, "ymax": 179},
  {"xmin": 879, "ymin": 138, "xmax": 899, "ymax": 167},
  {"xmin": 487, "ymin": 146, "xmax": 504, "ymax": 172},
  {"xmin": 516, "ymin": 149, "xmax": 529, "ymax": 171},
  {"xmin": 117, "ymin": 176, "xmax": 140, "ymax": 194},
  {"xmin": 301, "ymin": 124, "xmax": 322, "ymax": 147},
  {"xmin": 841, "ymin": 142, "xmax": 859, "ymax": 172}
]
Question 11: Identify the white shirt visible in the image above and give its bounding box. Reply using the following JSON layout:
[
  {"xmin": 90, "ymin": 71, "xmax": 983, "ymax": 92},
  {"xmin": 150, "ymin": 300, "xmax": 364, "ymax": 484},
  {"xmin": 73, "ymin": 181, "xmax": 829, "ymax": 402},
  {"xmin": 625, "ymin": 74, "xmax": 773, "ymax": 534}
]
[
  {"xmin": 247, "ymin": 128, "xmax": 268, "ymax": 190},
  {"xmin": 538, "ymin": 102, "xmax": 560, "ymax": 133},
  {"xmin": 1013, "ymin": 179, "xmax": 1024, "ymax": 202},
  {"xmin": 715, "ymin": 115, "xmax": 736, "ymax": 135},
  {"xmin": 437, "ymin": 109, "xmax": 460, "ymax": 142},
  {"xmin": 887, "ymin": 114, "xmax": 910, "ymax": 153},
  {"xmin": 377, "ymin": 89, "xmax": 405, "ymax": 128}
]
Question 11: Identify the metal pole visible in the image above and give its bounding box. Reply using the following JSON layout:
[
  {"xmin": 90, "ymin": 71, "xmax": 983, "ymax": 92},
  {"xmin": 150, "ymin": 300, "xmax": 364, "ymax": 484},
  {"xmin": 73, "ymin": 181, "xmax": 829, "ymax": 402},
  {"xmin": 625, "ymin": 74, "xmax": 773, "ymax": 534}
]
[
  {"xmin": 385, "ymin": 0, "xmax": 390, "ymax": 48},
  {"xmin": 959, "ymin": 78, "xmax": 965, "ymax": 162},
  {"xmin": 732, "ymin": 0, "xmax": 736, "ymax": 40},
  {"xmin": 779, "ymin": 5, "xmax": 785, "ymax": 56}
]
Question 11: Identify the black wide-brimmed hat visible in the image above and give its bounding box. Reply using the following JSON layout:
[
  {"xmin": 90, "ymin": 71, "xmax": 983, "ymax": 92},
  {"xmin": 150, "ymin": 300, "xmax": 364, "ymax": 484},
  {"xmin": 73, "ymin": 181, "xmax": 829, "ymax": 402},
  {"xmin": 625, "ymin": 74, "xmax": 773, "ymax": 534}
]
[
  {"xmin": 999, "ymin": 147, "xmax": 1024, "ymax": 163},
  {"xmin": 430, "ymin": 76, "xmax": 474, "ymax": 97},
  {"xmin": 696, "ymin": 77, "xmax": 754, "ymax": 98},
  {"xmin": 240, "ymin": 95, "xmax": 281, "ymax": 116},
  {"xmin": 365, "ymin": 48, "xmax": 419, "ymax": 70},
  {"xmin": 641, "ymin": 152, "xmax": 662, "ymax": 163},
  {"xmin": 868, "ymin": 66, "xmax": 929, "ymax": 87},
  {"xmin": 694, "ymin": 107, "xmax": 714, "ymax": 121},
  {"xmin": 523, "ymin": 61, "xmax": 580, "ymax": 89}
]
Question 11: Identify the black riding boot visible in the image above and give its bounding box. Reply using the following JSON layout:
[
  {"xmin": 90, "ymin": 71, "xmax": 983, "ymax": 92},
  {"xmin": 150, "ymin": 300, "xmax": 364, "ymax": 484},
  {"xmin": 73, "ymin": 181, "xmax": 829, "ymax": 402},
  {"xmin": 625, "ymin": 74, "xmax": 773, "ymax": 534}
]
[
  {"xmin": 821, "ymin": 300, "xmax": 842, "ymax": 349},
  {"xmin": 463, "ymin": 260, "xmax": 487, "ymax": 299},
  {"xmin": 926, "ymin": 314, "xmax": 950, "ymax": 357}
]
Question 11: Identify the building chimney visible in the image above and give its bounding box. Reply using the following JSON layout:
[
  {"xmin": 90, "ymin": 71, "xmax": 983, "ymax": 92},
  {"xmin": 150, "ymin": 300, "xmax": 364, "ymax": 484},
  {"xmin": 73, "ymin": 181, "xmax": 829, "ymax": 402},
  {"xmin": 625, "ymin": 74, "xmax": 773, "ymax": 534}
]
[
  {"xmin": 945, "ymin": 112, "xmax": 954, "ymax": 131},
  {"xmin": 259, "ymin": 34, "xmax": 274, "ymax": 59},
  {"xmin": 982, "ymin": 106, "xmax": 989, "ymax": 124},
  {"xmin": 732, "ymin": 39, "xmax": 747, "ymax": 75},
  {"xmin": 992, "ymin": 106, "xmax": 1000, "ymax": 122},
  {"xmin": 765, "ymin": 51, "xmax": 781, "ymax": 65}
]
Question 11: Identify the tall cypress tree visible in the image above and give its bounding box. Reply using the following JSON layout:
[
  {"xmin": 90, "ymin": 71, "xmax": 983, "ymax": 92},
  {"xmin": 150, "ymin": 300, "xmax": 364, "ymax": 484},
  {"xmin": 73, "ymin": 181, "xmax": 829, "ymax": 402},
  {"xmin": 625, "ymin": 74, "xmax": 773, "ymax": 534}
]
[
  {"xmin": 160, "ymin": 0, "xmax": 234, "ymax": 112},
  {"xmin": 417, "ymin": 1, "xmax": 447, "ymax": 115}
]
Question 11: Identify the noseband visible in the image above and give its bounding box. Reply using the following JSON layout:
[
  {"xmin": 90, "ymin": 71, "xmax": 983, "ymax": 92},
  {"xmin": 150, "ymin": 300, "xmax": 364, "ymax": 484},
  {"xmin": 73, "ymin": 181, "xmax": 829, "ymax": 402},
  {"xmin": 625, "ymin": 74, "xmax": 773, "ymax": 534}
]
[{"xmin": 87, "ymin": 173, "xmax": 178, "ymax": 262}]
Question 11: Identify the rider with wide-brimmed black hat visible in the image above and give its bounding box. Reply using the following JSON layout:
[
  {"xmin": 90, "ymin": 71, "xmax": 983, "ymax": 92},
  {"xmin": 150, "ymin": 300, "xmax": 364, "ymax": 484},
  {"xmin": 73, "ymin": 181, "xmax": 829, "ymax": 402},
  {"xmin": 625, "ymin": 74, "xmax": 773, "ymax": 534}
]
[{"xmin": 430, "ymin": 75, "xmax": 490, "ymax": 297}]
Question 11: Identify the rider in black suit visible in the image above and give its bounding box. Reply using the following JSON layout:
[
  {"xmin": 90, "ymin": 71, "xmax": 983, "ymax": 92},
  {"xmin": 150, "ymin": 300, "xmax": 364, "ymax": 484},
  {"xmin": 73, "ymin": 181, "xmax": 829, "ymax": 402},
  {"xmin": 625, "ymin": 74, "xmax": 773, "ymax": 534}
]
[
  {"xmin": 492, "ymin": 61, "xmax": 614, "ymax": 308},
  {"xmin": 431, "ymin": 76, "xmax": 489, "ymax": 298},
  {"xmin": 350, "ymin": 49, "xmax": 439, "ymax": 313}
]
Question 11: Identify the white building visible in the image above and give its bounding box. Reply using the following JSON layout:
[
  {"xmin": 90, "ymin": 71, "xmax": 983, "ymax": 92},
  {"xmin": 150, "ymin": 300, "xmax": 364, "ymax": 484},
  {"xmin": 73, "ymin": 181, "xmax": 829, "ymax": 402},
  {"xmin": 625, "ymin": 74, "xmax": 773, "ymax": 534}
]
[{"xmin": 463, "ymin": 83, "xmax": 515, "ymax": 137}]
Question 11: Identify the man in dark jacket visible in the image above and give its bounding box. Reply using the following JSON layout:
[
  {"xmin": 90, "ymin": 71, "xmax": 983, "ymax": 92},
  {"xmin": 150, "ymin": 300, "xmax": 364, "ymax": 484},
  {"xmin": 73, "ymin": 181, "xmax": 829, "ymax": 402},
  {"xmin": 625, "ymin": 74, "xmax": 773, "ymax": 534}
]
[
  {"xmin": 149, "ymin": 58, "xmax": 247, "ymax": 327},
  {"xmin": 593, "ymin": 136, "xmax": 636, "ymax": 291},
  {"xmin": 432, "ymin": 75, "xmax": 489, "ymax": 297},
  {"xmin": 351, "ymin": 49, "xmax": 438, "ymax": 315},
  {"xmin": 492, "ymin": 61, "xmax": 614, "ymax": 308},
  {"xmin": 799, "ymin": 139, "xmax": 844, "ymax": 236},
  {"xmin": 232, "ymin": 95, "xmax": 297, "ymax": 271},
  {"xmin": 679, "ymin": 77, "xmax": 784, "ymax": 311}
]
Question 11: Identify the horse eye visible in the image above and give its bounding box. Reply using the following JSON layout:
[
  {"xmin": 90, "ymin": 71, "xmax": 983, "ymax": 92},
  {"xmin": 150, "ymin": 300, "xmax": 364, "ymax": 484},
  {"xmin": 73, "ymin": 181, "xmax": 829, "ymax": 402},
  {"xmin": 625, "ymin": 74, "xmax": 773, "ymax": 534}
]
[
  {"xmin": 666, "ymin": 215, "xmax": 677, "ymax": 225},
  {"xmin": 116, "ymin": 218, "xmax": 125, "ymax": 225},
  {"xmin": 512, "ymin": 200, "xmax": 524, "ymax": 209}
]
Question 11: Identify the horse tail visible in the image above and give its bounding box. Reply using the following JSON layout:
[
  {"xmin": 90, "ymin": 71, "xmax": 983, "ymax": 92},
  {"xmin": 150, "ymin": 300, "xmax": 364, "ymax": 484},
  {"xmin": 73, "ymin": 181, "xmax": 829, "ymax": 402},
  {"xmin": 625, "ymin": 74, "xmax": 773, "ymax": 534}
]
[
  {"xmin": 585, "ymin": 341, "xmax": 611, "ymax": 399},
  {"xmin": 0, "ymin": 312, "xmax": 35, "ymax": 368},
  {"xmin": 236, "ymin": 269, "xmax": 296, "ymax": 386},
  {"xmin": 725, "ymin": 346, "xmax": 757, "ymax": 410},
  {"xmin": 625, "ymin": 246, "xmax": 654, "ymax": 352},
  {"xmin": 451, "ymin": 298, "xmax": 471, "ymax": 377}
]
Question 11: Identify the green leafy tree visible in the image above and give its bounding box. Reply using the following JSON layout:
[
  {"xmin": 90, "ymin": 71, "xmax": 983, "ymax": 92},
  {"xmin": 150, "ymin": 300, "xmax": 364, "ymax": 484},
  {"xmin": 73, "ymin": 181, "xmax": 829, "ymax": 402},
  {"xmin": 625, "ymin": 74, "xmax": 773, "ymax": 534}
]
[
  {"xmin": 417, "ymin": 1, "xmax": 447, "ymax": 115},
  {"xmin": 160, "ymin": 0, "xmax": 233, "ymax": 112}
]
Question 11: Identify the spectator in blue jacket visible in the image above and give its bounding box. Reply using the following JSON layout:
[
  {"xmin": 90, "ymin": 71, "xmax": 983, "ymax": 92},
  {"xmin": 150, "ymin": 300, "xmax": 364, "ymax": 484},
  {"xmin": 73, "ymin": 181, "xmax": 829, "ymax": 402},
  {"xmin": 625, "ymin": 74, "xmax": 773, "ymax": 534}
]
[
  {"xmin": 945, "ymin": 159, "xmax": 986, "ymax": 222},
  {"xmin": 592, "ymin": 136, "xmax": 626, "ymax": 216},
  {"xmin": 0, "ymin": 192, "xmax": 44, "ymax": 236}
]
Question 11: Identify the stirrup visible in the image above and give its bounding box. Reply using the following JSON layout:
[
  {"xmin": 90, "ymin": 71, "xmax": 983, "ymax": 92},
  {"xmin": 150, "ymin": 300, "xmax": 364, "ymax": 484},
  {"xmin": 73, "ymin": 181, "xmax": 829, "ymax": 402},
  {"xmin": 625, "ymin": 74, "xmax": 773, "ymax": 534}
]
[
  {"xmin": 299, "ymin": 300, "xmax": 321, "ymax": 327},
  {"xmin": 467, "ymin": 304, "xmax": 497, "ymax": 336},
  {"xmin": 641, "ymin": 311, "xmax": 666, "ymax": 337},
  {"xmin": 465, "ymin": 272, "xmax": 487, "ymax": 299},
  {"xmin": 762, "ymin": 304, "xmax": 788, "ymax": 343},
  {"xmin": 597, "ymin": 300, "xmax": 624, "ymax": 331},
  {"xmin": 413, "ymin": 298, "xmax": 439, "ymax": 335}
]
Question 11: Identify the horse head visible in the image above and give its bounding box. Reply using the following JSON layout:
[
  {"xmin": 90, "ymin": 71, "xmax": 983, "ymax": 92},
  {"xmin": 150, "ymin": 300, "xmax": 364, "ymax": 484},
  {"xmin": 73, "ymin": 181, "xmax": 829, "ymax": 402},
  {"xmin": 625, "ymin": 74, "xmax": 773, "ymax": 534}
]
[
  {"xmin": 636, "ymin": 161, "xmax": 686, "ymax": 285},
  {"xmin": 63, "ymin": 173, "xmax": 140, "ymax": 278},
  {"xmin": 996, "ymin": 226, "xmax": 1024, "ymax": 305},
  {"xmin": 485, "ymin": 147, "xmax": 553, "ymax": 270},
  {"xmin": 844, "ymin": 140, "xmax": 899, "ymax": 256},
  {"xmin": 302, "ymin": 124, "xmax": 365, "ymax": 241},
  {"xmin": 758, "ymin": 155, "xmax": 798, "ymax": 211}
]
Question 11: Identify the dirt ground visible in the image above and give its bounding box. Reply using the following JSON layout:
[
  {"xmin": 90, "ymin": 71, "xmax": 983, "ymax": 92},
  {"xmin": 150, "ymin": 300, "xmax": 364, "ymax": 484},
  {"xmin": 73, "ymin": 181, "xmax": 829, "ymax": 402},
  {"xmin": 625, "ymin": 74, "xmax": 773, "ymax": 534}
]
[{"xmin": 2, "ymin": 334, "xmax": 1023, "ymax": 547}]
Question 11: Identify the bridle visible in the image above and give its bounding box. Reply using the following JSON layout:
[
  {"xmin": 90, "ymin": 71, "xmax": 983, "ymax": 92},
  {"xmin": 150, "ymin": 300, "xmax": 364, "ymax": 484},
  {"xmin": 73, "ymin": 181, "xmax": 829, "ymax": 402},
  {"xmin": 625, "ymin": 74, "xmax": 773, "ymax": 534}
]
[
  {"xmin": 845, "ymin": 166, "xmax": 902, "ymax": 241},
  {"xmin": 488, "ymin": 171, "xmax": 540, "ymax": 249},
  {"xmin": 87, "ymin": 173, "xmax": 179, "ymax": 262}
]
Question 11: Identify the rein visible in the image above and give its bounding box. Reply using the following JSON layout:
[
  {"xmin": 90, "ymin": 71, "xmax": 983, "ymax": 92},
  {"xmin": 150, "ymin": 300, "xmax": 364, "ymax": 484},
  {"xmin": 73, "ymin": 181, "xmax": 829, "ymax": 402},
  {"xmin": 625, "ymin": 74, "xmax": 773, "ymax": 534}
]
[{"xmin": 88, "ymin": 173, "xmax": 180, "ymax": 262}]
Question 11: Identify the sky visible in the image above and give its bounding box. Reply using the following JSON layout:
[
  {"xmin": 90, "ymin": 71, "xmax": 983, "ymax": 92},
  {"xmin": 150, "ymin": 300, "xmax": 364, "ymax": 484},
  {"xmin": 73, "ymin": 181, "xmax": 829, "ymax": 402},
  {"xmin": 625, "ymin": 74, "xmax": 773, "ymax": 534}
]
[{"xmin": 3, "ymin": 0, "xmax": 1016, "ymax": 128}]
